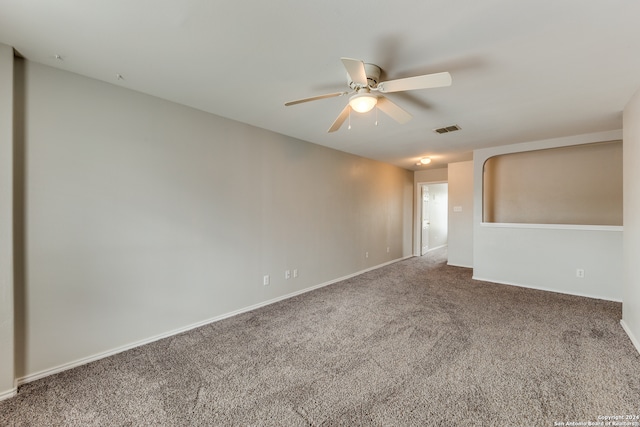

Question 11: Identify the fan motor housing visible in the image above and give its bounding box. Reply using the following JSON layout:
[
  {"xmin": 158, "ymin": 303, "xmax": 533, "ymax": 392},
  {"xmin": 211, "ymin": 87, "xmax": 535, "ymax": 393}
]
[{"xmin": 347, "ymin": 63, "xmax": 381, "ymax": 89}]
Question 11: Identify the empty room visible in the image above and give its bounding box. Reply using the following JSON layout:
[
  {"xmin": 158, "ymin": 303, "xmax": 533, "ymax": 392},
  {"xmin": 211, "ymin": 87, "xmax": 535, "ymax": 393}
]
[{"xmin": 1, "ymin": 1, "xmax": 640, "ymax": 425}]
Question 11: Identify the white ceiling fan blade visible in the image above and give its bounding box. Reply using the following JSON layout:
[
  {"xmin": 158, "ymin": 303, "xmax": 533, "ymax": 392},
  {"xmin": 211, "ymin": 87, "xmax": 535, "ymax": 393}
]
[
  {"xmin": 328, "ymin": 104, "xmax": 351, "ymax": 133},
  {"xmin": 376, "ymin": 97, "xmax": 412, "ymax": 124},
  {"xmin": 377, "ymin": 72, "xmax": 452, "ymax": 93},
  {"xmin": 341, "ymin": 57, "xmax": 368, "ymax": 86},
  {"xmin": 285, "ymin": 91, "xmax": 348, "ymax": 106}
]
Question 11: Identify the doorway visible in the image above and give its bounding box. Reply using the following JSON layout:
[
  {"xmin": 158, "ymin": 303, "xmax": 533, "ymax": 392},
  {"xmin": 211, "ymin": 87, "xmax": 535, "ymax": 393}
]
[
  {"xmin": 419, "ymin": 183, "xmax": 448, "ymax": 256},
  {"xmin": 421, "ymin": 186, "xmax": 430, "ymax": 255}
]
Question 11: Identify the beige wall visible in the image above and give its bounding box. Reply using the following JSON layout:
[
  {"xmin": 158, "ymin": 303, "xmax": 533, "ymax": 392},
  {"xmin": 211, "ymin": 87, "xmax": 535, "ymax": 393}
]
[
  {"xmin": 0, "ymin": 44, "xmax": 15, "ymax": 399},
  {"xmin": 473, "ymin": 131, "xmax": 623, "ymax": 301},
  {"xmin": 447, "ymin": 161, "xmax": 474, "ymax": 267},
  {"xmin": 414, "ymin": 167, "xmax": 448, "ymax": 184},
  {"xmin": 483, "ymin": 141, "xmax": 622, "ymax": 225},
  {"xmin": 623, "ymin": 88, "xmax": 640, "ymax": 353},
  {"xmin": 5, "ymin": 59, "xmax": 413, "ymax": 386}
]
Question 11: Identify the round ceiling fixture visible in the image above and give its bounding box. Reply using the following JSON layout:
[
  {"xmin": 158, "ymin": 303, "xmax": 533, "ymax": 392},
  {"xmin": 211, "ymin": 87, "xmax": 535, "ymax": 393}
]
[
  {"xmin": 349, "ymin": 92, "xmax": 377, "ymax": 113},
  {"xmin": 416, "ymin": 157, "xmax": 432, "ymax": 166}
]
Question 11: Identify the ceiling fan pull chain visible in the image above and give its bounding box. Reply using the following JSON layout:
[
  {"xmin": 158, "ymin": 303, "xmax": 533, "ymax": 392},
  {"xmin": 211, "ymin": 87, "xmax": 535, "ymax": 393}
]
[
  {"xmin": 348, "ymin": 106, "xmax": 352, "ymax": 130},
  {"xmin": 375, "ymin": 105, "xmax": 379, "ymax": 126}
]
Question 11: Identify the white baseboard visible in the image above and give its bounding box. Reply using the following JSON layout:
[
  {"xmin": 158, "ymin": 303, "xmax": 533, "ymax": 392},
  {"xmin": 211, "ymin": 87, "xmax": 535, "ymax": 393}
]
[
  {"xmin": 0, "ymin": 387, "xmax": 17, "ymax": 401},
  {"xmin": 17, "ymin": 256, "xmax": 412, "ymax": 387},
  {"xmin": 620, "ymin": 320, "xmax": 640, "ymax": 356},
  {"xmin": 471, "ymin": 276, "xmax": 622, "ymax": 303},
  {"xmin": 447, "ymin": 262, "xmax": 473, "ymax": 268}
]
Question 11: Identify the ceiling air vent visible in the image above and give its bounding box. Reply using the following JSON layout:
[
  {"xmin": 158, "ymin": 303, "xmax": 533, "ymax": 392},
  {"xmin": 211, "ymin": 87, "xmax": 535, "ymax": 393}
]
[{"xmin": 433, "ymin": 124, "xmax": 461, "ymax": 134}]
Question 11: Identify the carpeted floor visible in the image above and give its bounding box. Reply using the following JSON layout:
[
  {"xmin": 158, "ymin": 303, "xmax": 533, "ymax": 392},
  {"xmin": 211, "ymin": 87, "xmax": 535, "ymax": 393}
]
[{"xmin": 2, "ymin": 248, "xmax": 639, "ymax": 426}]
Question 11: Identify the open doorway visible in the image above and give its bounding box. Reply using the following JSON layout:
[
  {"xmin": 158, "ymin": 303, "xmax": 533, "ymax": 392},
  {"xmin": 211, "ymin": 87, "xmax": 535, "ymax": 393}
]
[{"xmin": 420, "ymin": 183, "xmax": 448, "ymax": 256}]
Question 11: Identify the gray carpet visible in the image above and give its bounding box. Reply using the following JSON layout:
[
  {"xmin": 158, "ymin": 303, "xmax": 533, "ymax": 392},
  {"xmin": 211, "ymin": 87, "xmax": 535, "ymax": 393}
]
[{"xmin": 2, "ymin": 248, "xmax": 639, "ymax": 426}]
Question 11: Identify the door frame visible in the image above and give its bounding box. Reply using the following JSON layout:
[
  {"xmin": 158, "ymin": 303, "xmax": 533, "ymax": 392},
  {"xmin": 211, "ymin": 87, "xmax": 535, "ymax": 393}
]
[
  {"xmin": 421, "ymin": 185, "xmax": 430, "ymax": 255},
  {"xmin": 414, "ymin": 180, "xmax": 447, "ymax": 256}
]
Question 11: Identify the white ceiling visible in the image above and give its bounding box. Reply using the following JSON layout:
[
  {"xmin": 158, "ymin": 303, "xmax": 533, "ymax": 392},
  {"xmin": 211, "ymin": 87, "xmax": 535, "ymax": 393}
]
[{"xmin": 1, "ymin": 0, "xmax": 639, "ymax": 170}]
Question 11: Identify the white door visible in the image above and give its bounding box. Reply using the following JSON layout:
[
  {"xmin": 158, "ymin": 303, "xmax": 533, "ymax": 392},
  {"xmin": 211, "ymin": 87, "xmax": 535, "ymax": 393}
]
[{"xmin": 421, "ymin": 185, "xmax": 430, "ymax": 255}]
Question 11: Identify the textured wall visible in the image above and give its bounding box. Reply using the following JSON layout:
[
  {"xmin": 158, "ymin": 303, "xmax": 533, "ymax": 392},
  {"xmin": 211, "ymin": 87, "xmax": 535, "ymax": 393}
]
[
  {"xmin": 623, "ymin": 88, "xmax": 640, "ymax": 353},
  {"xmin": 483, "ymin": 141, "xmax": 622, "ymax": 225},
  {"xmin": 447, "ymin": 161, "xmax": 474, "ymax": 268},
  {"xmin": 473, "ymin": 131, "xmax": 623, "ymax": 301},
  {"xmin": 0, "ymin": 44, "xmax": 15, "ymax": 399},
  {"xmin": 13, "ymin": 60, "xmax": 413, "ymax": 380}
]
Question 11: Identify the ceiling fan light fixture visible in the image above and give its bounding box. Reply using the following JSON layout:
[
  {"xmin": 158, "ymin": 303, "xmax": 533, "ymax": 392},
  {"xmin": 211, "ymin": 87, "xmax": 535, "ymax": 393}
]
[
  {"xmin": 349, "ymin": 93, "xmax": 377, "ymax": 113},
  {"xmin": 286, "ymin": 57, "xmax": 452, "ymax": 133}
]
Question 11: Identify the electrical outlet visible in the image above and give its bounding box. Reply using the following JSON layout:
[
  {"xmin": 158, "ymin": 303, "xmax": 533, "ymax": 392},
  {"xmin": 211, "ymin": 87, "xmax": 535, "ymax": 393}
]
[
  {"xmin": 365, "ymin": 252, "xmax": 369, "ymax": 258},
  {"xmin": 285, "ymin": 270, "xmax": 291, "ymax": 279},
  {"xmin": 386, "ymin": 247, "xmax": 390, "ymax": 253},
  {"xmin": 576, "ymin": 269, "xmax": 585, "ymax": 278},
  {"xmin": 263, "ymin": 275, "xmax": 270, "ymax": 286},
  {"xmin": 293, "ymin": 269, "xmax": 298, "ymax": 278}
]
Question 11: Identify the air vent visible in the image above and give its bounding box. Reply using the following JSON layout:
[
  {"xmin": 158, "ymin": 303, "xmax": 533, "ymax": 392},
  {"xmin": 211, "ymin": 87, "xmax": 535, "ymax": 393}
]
[{"xmin": 433, "ymin": 124, "xmax": 461, "ymax": 134}]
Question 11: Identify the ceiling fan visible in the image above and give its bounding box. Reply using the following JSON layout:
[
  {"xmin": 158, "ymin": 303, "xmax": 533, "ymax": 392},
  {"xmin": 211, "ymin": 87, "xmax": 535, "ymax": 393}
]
[{"xmin": 285, "ymin": 57, "xmax": 452, "ymax": 132}]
